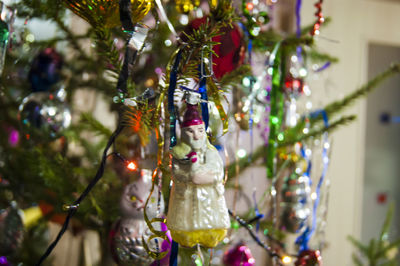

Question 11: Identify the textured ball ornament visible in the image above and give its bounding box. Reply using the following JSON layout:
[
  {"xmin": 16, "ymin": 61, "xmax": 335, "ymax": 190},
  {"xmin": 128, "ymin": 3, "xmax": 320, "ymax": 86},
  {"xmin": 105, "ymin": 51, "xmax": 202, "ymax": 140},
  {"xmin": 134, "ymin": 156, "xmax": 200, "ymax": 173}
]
[
  {"xmin": 63, "ymin": 0, "xmax": 152, "ymax": 28},
  {"xmin": 110, "ymin": 169, "xmax": 165, "ymax": 265},
  {"xmin": 18, "ymin": 89, "xmax": 71, "ymax": 140},
  {"xmin": 295, "ymin": 250, "xmax": 322, "ymax": 266},
  {"xmin": 0, "ymin": 204, "xmax": 24, "ymax": 256},
  {"xmin": 280, "ymin": 172, "xmax": 311, "ymax": 233},
  {"xmin": 175, "ymin": 0, "xmax": 200, "ymax": 13},
  {"xmin": 223, "ymin": 242, "xmax": 256, "ymax": 266}
]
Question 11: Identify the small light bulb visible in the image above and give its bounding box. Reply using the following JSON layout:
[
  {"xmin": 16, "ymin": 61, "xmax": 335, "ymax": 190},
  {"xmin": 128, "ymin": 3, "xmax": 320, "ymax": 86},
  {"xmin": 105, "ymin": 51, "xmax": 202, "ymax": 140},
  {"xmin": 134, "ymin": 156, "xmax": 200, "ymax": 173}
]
[
  {"xmin": 282, "ymin": 255, "xmax": 292, "ymax": 264},
  {"xmin": 237, "ymin": 149, "xmax": 247, "ymax": 159},
  {"xmin": 127, "ymin": 161, "xmax": 137, "ymax": 171},
  {"xmin": 164, "ymin": 39, "xmax": 172, "ymax": 47},
  {"xmin": 246, "ymin": 2, "xmax": 254, "ymax": 11},
  {"xmin": 311, "ymin": 192, "xmax": 317, "ymax": 200}
]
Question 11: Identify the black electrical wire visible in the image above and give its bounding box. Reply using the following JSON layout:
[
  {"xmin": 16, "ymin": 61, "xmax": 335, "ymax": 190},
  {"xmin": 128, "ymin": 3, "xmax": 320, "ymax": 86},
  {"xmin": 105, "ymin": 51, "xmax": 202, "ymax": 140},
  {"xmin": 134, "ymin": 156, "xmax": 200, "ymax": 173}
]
[
  {"xmin": 228, "ymin": 209, "xmax": 282, "ymax": 262},
  {"xmin": 36, "ymin": 0, "xmax": 136, "ymax": 264},
  {"xmin": 36, "ymin": 124, "xmax": 124, "ymax": 265}
]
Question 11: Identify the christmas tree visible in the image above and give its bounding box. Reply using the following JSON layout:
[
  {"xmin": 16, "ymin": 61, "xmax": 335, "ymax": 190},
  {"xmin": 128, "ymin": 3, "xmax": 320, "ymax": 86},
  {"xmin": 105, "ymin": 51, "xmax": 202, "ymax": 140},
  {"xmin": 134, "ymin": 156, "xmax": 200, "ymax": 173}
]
[{"xmin": 0, "ymin": 0, "xmax": 399, "ymax": 265}]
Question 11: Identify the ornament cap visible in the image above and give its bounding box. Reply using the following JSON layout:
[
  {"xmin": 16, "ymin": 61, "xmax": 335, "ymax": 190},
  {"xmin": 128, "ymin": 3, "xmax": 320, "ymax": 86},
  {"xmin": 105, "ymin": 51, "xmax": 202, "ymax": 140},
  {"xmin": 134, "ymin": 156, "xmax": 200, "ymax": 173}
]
[{"xmin": 182, "ymin": 103, "xmax": 203, "ymax": 128}]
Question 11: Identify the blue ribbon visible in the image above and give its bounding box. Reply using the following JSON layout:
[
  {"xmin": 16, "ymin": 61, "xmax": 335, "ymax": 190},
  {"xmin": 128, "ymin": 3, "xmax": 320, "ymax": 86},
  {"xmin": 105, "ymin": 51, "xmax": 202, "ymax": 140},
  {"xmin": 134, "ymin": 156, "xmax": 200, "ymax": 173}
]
[
  {"xmin": 198, "ymin": 72, "xmax": 209, "ymax": 129},
  {"xmin": 296, "ymin": 109, "xmax": 329, "ymax": 252},
  {"xmin": 295, "ymin": 0, "xmax": 303, "ymax": 61},
  {"xmin": 314, "ymin": 61, "xmax": 331, "ymax": 73},
  {"xmin": 168, "ymin": 50, "xmax": 183, "ymax": 148},
  {"xmin": 169, "ymin": 240, "xmax": 179, "ymax": 266}
]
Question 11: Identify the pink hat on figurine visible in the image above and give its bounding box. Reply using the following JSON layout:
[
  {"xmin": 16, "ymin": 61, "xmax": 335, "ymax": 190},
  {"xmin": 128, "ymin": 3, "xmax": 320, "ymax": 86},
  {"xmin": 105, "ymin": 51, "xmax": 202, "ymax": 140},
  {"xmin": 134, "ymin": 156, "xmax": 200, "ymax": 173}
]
[
  {"xmin": 182, "ymin": 104, "xmax": 203, "ymax": 128},
  {"xmin": 181, "ymin": 91, "xmax": 203, "ymax": 128}
]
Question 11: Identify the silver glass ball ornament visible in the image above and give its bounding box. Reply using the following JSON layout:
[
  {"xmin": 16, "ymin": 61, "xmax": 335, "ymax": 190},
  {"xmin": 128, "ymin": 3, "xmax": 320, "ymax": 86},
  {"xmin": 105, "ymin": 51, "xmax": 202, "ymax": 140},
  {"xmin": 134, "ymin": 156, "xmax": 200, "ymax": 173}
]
[
  {"xmin": 280, "ymin": 172, "xmax": 311, "ymax": 233},
  {"xmin": 18, "ymin": 87, "xmax": 71, "ymax": 140}
]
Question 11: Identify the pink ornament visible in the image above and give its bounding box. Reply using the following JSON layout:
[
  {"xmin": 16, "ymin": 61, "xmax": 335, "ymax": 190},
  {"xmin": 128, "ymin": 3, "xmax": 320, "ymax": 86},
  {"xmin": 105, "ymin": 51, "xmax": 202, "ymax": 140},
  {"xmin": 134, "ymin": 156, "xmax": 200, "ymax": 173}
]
[
  {"xmin": 7, "ymin": 128, "xmax": 19, "ymax": 147},
  {"xmin": 295, "ymin": 250, "xmax": 322, "ymax": 266},
  {"xmin": 223, "ymin": 242, "xmax": 256, "ymax": 266}
]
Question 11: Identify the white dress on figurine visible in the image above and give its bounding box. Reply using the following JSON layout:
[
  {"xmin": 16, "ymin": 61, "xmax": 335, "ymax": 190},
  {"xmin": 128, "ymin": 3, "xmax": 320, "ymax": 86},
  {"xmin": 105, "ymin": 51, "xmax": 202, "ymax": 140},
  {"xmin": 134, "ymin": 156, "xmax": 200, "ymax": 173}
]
[{"xmin": 167, "ymin": 97, "xmax": 230, "ymax": 248}]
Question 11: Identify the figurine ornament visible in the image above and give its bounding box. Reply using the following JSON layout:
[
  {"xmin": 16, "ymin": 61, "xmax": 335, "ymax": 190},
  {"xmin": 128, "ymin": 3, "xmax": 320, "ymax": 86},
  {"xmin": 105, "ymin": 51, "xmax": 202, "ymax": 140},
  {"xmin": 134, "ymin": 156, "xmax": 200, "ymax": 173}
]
[{"xmin": 166, "ymin": 91, "xmax": 230, "ymax": 248}]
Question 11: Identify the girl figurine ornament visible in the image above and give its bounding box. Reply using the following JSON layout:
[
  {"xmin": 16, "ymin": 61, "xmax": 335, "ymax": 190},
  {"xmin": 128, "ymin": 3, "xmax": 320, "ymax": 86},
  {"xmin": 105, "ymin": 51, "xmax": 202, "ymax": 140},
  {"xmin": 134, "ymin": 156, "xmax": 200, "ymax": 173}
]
[{"xmin": 167, "ymin": 91, "xmax": 230, "ymax": 248}]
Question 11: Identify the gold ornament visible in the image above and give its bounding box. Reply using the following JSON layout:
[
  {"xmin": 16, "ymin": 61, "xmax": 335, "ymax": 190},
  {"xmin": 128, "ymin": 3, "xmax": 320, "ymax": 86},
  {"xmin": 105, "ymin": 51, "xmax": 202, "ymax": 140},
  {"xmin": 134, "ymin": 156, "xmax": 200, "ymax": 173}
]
[
  {"xmin": 63, "ymin": 0, "xmax": 152, "ymax": 28},
  {"xmin": 175, "ymin": 0, "xmax": 200, "ymax": 13},
  {"xmin": 234, "ymin": 111, "xmax": 250, "ymax": 130},
  {"xmin": 209, "ymin": 0, "xmax": 218, "ymax": 9}
]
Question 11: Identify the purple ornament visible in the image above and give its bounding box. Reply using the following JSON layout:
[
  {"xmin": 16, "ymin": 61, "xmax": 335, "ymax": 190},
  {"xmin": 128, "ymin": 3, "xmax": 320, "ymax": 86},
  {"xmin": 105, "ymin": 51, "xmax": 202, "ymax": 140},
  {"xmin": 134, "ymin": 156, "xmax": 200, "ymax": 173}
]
[
  {"xmin": 8, "ymin": 129, "xmax": 19, "ymax": 147},
  {"xmin": 0, "ymin": 256, "xmax": 9, "ymax": 266},
  {"xmin": 28, "ymin": 48, "xmax": 63, "ymax": 92},
  {"xmin": 223, "ymin": 242, "xmax": 256, "ymax": 266}
]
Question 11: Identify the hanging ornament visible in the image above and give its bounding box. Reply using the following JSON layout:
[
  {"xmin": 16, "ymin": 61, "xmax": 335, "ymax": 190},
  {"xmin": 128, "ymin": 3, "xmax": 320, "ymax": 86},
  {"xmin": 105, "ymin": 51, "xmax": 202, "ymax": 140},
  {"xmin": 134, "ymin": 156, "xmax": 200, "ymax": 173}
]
[
  {"xmin": 280, "ymin": 172, "xmax": 311, "ymax": 233},
  {"xmin": 28, "ymin": 48, "xmax": 63, "ymax": 92},
  {"xmin": 0, "ymin": 203, "xmax": 24, "ymax": 256},
  {"xmin": 232, "ymin": 86, "xmax": 250, "ymax": 130},
  {"xmin": 109, "ymin": 169, "xmax": 165, "ymax": 265},
  {"xmin": 0, "ymin": 256, "xmax": 9, "ymax": 266},
  {"xmin": 223, "ymin": 242, "xmax": 256, "ymax": 266},
  {"xmin": 294, "ymin": 250, "xmax": 322, "ymax": 266},
  {"xmin": 0, "ymin": 1, "xmax": 9, "ymax": 76},
  {"xmin": 167, "ymin": 92, "xmax": 230, "ymax": 248},
  {"xmin": 3, "ymin": 125, "xmax": 19, "ymax": 147},
  {"xmin": 311, "ymin": 0, "xmax": 324, "ymax": 36},
  {"xmin": 285, "ymin": 75, "xmax": 304, "ymax": 94},
  {"xmin": 18, "ymin": 87, "xmax": 72, "ymax": 140},
  {"xmin": 183, "ymin": 17, "xmax": 246, "ymax": 79},
  {"xmin": 62, "ymin": 0, "xmax": 152, "ymax": 28},
  {"xmin": 175, "ymin": 0, "xmax": 200, "ymax": 13}
]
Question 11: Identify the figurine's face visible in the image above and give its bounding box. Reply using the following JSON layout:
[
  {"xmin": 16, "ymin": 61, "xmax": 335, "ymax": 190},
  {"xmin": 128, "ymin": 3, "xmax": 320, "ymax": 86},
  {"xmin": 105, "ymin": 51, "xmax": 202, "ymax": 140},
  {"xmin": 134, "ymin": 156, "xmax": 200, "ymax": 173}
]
[{"xmin": 182, "ymin": 123, "xmax": 206, "ymax": 151}]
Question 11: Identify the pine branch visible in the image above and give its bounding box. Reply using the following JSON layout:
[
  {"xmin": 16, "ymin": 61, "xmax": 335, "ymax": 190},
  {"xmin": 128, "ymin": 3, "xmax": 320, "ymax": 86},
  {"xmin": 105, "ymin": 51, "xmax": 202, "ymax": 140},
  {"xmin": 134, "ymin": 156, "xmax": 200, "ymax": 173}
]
[
  {"xmin": 279, "ymin": 115, "xmax": 356, "ymax": 147},
  {"xmin": 307, "ymin": 49, "xmax": 339, "ymax": 64},
  {"xmin": 288, "ymin": 63, "xmax": 400, "ymax": 135},
  {"xmin": 80, "ymin": 112, "xmax": 113, "ymax": 138},
  {"xmin": 226, "ymin": 115, "xmax": 355, "ymax": 180},
  {"xmin": 226, "ymin": 145, "xmax": 264, "ymax": 181},
  {"xmin": 53, "ymin": 16, "xmax": 90, "ymax": 62},
  {"xmin": 219, "ymin": 64, "xmax": 252, "ymax": 89},
  {"xmin": 324, "ymin": 63, "xmax": 400, "ymax": 121},
  {"xmin": 348, "ymin": 235, "xmax": 370, "ymax": 256},
  {"xmin": 351, "ymin": 253, "xmax": 364, "ymax": 266},
  {"xmin": 377, "ymin": 239, "xmax": 400, "ymax": 259},
  {"xmin": 377, "ymin": 203, "xmax": 395, "ymax": 256}
]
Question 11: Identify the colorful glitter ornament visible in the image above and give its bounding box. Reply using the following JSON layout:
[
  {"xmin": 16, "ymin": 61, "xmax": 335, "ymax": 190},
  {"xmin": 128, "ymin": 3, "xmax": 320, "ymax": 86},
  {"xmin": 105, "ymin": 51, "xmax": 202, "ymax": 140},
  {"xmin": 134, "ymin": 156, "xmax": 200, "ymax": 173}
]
[
  {"xmin": 223, "ymin": 242, "xmax": 256, "ymax": 266},
  {"xmin": 18, "ymin": 88, "xmax": 71, "ymax": 140},
  {"xmin": 62, "ymin": 0, "xmax": 152, "ymax": 28},
  {"xmin": 280, "ymin": 172, "xmax": 311, "ymax": 233},
  {"xmin": 294, "ymin": 250, "xmax": 322, "ymax": 266}
]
